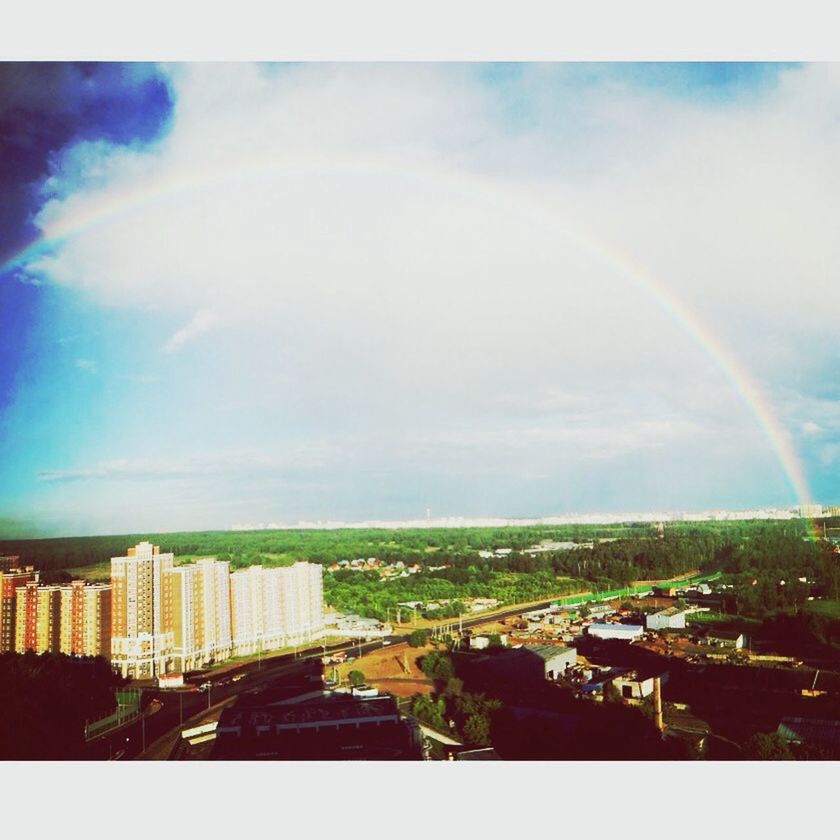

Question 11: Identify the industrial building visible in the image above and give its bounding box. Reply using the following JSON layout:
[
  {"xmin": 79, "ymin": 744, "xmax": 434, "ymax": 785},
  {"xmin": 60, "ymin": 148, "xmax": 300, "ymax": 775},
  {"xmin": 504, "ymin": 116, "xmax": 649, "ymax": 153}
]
[
  {"xmin": 212, "ymin": 693, "xmax": 425, "ymax": 760},
  {"xmin": 524, "ymin": 644, "xmax": 577, "ymax": 679},
  {"xmin": 646, "ymin": 606, "xmax": 688, "ymax": 631},
  {"xmin": 612, "ymin": 670, "xmax": 666, "ymax": 700},
  {"xmin": 777, "ymin": 717, "xmax": 840, "ymax": 755},
  {"xmin": 586, "ymin": 623, "xmax": 644, "ymax": 641},
  {"xmin": 705, "ymin": 629, "xmax": 746, "ymax": 649}
]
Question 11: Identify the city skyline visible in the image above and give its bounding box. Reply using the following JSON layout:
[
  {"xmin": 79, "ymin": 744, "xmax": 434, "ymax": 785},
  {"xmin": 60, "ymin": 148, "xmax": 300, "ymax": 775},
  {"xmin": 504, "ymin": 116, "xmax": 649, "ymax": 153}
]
[{"xmin": 3, "ymin": 63, "xmax": 840, "ymax": 536}]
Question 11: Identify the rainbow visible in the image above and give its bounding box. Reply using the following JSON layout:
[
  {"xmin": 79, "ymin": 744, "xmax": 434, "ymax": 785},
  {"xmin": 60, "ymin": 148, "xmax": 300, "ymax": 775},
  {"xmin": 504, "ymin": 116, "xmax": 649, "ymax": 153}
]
[{"xmin": 0, "ymin": 152, "xmax": 812, "ymax": 508}]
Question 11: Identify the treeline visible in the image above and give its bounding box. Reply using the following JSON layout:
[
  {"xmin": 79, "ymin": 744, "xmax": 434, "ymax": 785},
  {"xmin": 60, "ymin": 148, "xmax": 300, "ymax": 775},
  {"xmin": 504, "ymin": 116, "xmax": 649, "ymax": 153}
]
[
  {"xmin": 324, "ymin": 568, "xmax": 590, "ymax": 622},
  {"xmin": 1, "ymin": 519, "xmax": 783, "ymax": 572}
]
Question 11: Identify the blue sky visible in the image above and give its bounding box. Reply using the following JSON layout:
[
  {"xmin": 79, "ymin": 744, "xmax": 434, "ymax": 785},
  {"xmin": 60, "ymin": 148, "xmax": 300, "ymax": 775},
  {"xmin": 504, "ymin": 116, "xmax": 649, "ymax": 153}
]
[{"xmin": 2, "ymin": 62, "xmax": 839, "ymax": 537}]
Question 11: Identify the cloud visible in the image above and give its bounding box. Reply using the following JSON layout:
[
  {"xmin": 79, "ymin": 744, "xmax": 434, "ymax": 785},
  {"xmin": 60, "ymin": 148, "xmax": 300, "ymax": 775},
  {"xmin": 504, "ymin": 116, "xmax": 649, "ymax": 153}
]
[
  {"xmin": 163, "ymin": 309, "xmax": 218, "ymax": 353},
  {"xmin": 74, "ymin": 358, "xmax": 97, "ymax": 372},
  {"xmin": 13, "ymin": 63, "xmax": 840, "ymax": 523}
]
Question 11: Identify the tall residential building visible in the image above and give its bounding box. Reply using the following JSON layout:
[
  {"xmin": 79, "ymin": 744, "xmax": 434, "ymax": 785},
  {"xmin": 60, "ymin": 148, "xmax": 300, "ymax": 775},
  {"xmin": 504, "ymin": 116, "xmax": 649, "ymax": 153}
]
[
  {"xmin": 0, "ymin": 566, "xmax": 39, "ymax": 652},
  {"xmin": 171, "ymin": 563, "xmax": 205, "ymax": 673},
  {"xmin": 59, "ymin": 580, "xmax": 112, "ymax": 658},
  {"xmin": 14, "ymin": 582, "xmax": 61, "ymax": 654},
  {"xmin": 230, "ymin": 565, "xmax": 265, "ymax": 657},
  {"xmin": 230, "ymin": 562, "xmax": 324, "ymax": 657},
  {"xmin": 278, "ymin": 562, "xmax": 324, "ymax": 643},
  {"xmin": 110, "ymin": 542, "xmax": 175, "ymax": 679},
  {"xmin": 198, "ymin": 557, "xmax": 232, "ymax": 663}
]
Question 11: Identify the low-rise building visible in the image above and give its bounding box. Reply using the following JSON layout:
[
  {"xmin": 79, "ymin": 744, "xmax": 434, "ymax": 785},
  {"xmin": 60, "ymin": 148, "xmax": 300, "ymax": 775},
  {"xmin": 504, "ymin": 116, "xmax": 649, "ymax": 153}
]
[
  {"xmin": 705, "ymin": 629, "xmax": 746, "ymax": 649},
  {"xmin": 612, "ymin": 670, "xmax": 664, "ymax": 700},
  {"xmin": 524, "ymin": 644, "xmax": 577, "ymax": 679},
  {"xmin": 586, "ymin": 623, "xmax": 644, "ymax": 642},
  {"xmin": 213, "ymin": 694, "xmax": 424, "ymax": 760},
  {"xmin": 646, "ymin": 606, "xmax": 688, "ymax": 631}
]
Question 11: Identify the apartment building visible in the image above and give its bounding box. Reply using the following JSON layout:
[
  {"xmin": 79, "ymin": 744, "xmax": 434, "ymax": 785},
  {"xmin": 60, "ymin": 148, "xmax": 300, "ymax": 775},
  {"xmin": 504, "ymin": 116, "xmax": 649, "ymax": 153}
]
[
  {"xmin": 198, "ymin": 557, "xmax": 232, "ymax": 663},
  {"xmin": 230, "ymin": 565, "xmax": 265, "ymax": 657},
  {"xmin": 170, "ymin": 557, "xmax": 233, "ymax": 671},
  {"xmin": 0, "ymin": 566, "xmax": 39, "ymax": 652},
  {"xmin": 110, "ymin": 542, "xmax": 175, "ymax": 679},
  {"xmin": 230, "ymin": 562, "xmax": 324, "ymax": 656},
  {"xmin": 171, "ymin": 563, "xmax": 205, "ymax": 672},
  {"xmin": 59, "ymin": 580, "xmax": 112, "ymax": 658},
  {"xmin": 276, "ymin": 562, "xmax": 324, "ymax": 645},
  {"xmin": 14, "ymin": 581, "xmax": 61, "ymax": 654}
]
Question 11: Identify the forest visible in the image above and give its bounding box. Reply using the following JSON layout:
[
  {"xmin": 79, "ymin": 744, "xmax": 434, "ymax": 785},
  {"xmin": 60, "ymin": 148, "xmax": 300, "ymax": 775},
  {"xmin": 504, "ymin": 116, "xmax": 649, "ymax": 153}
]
[{"xmin": 2, "ymin": 518, "xmax": 837, "ymax": 623}]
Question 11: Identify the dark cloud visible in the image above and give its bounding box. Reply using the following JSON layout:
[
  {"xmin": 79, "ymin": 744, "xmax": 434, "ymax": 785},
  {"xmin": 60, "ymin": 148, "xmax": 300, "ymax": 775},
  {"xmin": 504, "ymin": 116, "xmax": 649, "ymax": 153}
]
[{"xmin": 0, "ymin": 62, "xmax": 173, "ymax": 262}]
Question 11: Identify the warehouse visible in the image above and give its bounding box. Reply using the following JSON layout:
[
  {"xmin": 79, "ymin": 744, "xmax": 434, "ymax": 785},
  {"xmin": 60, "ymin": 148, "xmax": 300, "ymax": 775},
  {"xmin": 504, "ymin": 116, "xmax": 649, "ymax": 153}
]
[
  {"xmin": 646, "ymin": 606, "xmax": 688, "ymax": 631},
  {"xmin": 586, "ymin": 623, "xmax": 644, "ymax": 641},
  {"xmin": 524, "ymin": 644, "xmax": 577, "ymax": 679},
  {"xmin": 705, "ymin": 629, "xmax": 746, "ymax": 649}
]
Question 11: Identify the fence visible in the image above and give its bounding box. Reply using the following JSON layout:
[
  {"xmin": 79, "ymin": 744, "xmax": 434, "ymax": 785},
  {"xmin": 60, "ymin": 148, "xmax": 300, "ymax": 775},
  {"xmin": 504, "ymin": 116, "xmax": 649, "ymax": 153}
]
[
  {"xmin": 551, "ymin": 570, "xmax": 722, "ymax": 609},
  {"xmin": 84, "ymin": 688, "xmax": 142, "ymax": 741}
]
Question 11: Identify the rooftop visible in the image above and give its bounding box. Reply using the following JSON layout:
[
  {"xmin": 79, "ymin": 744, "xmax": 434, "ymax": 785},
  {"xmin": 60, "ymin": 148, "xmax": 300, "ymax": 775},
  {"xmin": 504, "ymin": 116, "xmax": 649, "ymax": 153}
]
[
  {"xmin": 522, "ymin": 644, "xmax": 576, "ymax": 662},
  {"xmin": 653, "ymin": 606, "xmax": 689, "ymax": 617}
]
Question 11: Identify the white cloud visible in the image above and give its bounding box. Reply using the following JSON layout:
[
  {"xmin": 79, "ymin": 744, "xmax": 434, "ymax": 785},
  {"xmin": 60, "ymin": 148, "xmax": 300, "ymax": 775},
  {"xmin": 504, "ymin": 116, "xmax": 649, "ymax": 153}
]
[
  {"xmin": 20, "ymin": 63, "xmax": 840, "ymax": 517},
  {"xmin": 75, "ymin": 358, "xmax": 97, "ymax": 372},
  {"xmin": 163, "ymin": 309, "xmax": 218, "ymax": 353}
]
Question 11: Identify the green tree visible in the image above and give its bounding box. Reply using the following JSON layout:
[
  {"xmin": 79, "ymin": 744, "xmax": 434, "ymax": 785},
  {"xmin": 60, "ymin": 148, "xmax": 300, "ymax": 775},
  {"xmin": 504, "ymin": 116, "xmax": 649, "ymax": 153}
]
[
  {"xmin": 463, "ymin": 713, "xmax": 491, "ymax": 746},
  {"xmin": 420, "ymin": 650, "xmax": 454, "ymax": 681},
  {"xmin": 348, "ymin": 669, "xmax": 366, "ymax": 686},
  {"xmin": 408, "ymin": 629, "xmax": 430, "ymax": 648},
  {"xmin": 742, "ymin": 732, "xmax": 794, "ymax": 760}
]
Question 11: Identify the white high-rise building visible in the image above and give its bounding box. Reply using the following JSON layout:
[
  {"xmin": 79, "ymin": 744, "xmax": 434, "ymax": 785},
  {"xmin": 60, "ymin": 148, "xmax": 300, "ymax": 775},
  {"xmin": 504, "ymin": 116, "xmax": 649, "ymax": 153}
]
[
  {"xmin": 198, "ymin": 557, "xmax": 232, "ymax": 663},
  {"xmin": 278, "ymin": 562, "xmax": 324, "ymax": 644},
  {"xmin": 230, "ymin": 565, "xmax": 265, "ymax": 657},
  {"xmin": 230, "ymin": 562, "xmax": 324, "ymax": 656},
  {"xmin": 171, "ymin": 558, "xmax": 233, "ymax": 671}
]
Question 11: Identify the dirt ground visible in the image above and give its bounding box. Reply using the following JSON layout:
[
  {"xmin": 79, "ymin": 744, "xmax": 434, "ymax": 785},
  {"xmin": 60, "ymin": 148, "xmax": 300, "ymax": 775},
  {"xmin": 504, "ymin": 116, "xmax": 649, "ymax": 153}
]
[{"xmin": 336, "ymin": 642, "xmax": 436, "ymax": 697}]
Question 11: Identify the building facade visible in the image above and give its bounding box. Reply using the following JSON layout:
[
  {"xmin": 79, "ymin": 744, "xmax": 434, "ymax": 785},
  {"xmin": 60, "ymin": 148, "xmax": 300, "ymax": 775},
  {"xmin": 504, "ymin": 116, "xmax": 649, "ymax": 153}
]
[
  {"xmin": 110, "ymin": 542, "xmax": 175, "ymax": 679},
  {"xmin": 171, "ymin": 563, "xmax": 205, "ymax": 672},
  {"xmin": 198, "ymin": 557, "xmax": 232, "ymax": 664},
  {"xmin": 14, "ymin": 581, "xmax": 61, "ymax": 654},
  {"xmin": 646, "ymin": 607, "xmax": 688, "ymax": 631},
  {"xmin": 59, "ymin": 580, "xmax": 112, "ymax": 658},
  {"xmin": 0, "ymin": 566, "xmax": 39, "ymax": 652},
  {"xmin": 230, "ymin": 565, "xmax": 265, "ymax": 657},
  {"xmin": 230, "ymin": 562, "xmax": 324, "ymax": 657}
]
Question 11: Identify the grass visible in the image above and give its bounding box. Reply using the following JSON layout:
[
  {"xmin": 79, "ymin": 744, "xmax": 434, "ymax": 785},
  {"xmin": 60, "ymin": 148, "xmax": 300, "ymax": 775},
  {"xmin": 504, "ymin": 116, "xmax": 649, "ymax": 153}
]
[
  {"xmin": 64, "ymin": 561, "xmax": 111, "ymax": 581},
  {"xmin": 802, "ymin": 599, "xmax": 840, "ymax": 618}
]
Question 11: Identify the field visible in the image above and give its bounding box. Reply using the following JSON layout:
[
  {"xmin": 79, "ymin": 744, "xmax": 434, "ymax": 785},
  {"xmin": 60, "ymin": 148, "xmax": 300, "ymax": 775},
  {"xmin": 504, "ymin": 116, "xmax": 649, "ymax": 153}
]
[
  {"xmin": 63, "ymin": 560, "xmax": 111, "ymax": 581},
  {"xmin": 802, "ymin": 599, "xmax": 840, "ymax": 618},
  {"xmin": 335, "ymin": 642, "xmax": 435, "ymax": 697}
]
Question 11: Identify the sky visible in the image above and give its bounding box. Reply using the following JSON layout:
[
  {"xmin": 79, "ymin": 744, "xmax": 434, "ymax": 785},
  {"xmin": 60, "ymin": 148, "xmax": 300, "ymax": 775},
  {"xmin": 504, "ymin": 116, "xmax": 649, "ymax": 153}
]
[{"xmin": 2, "ymin": 61, "xmax": 840, "ymax": 537}]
